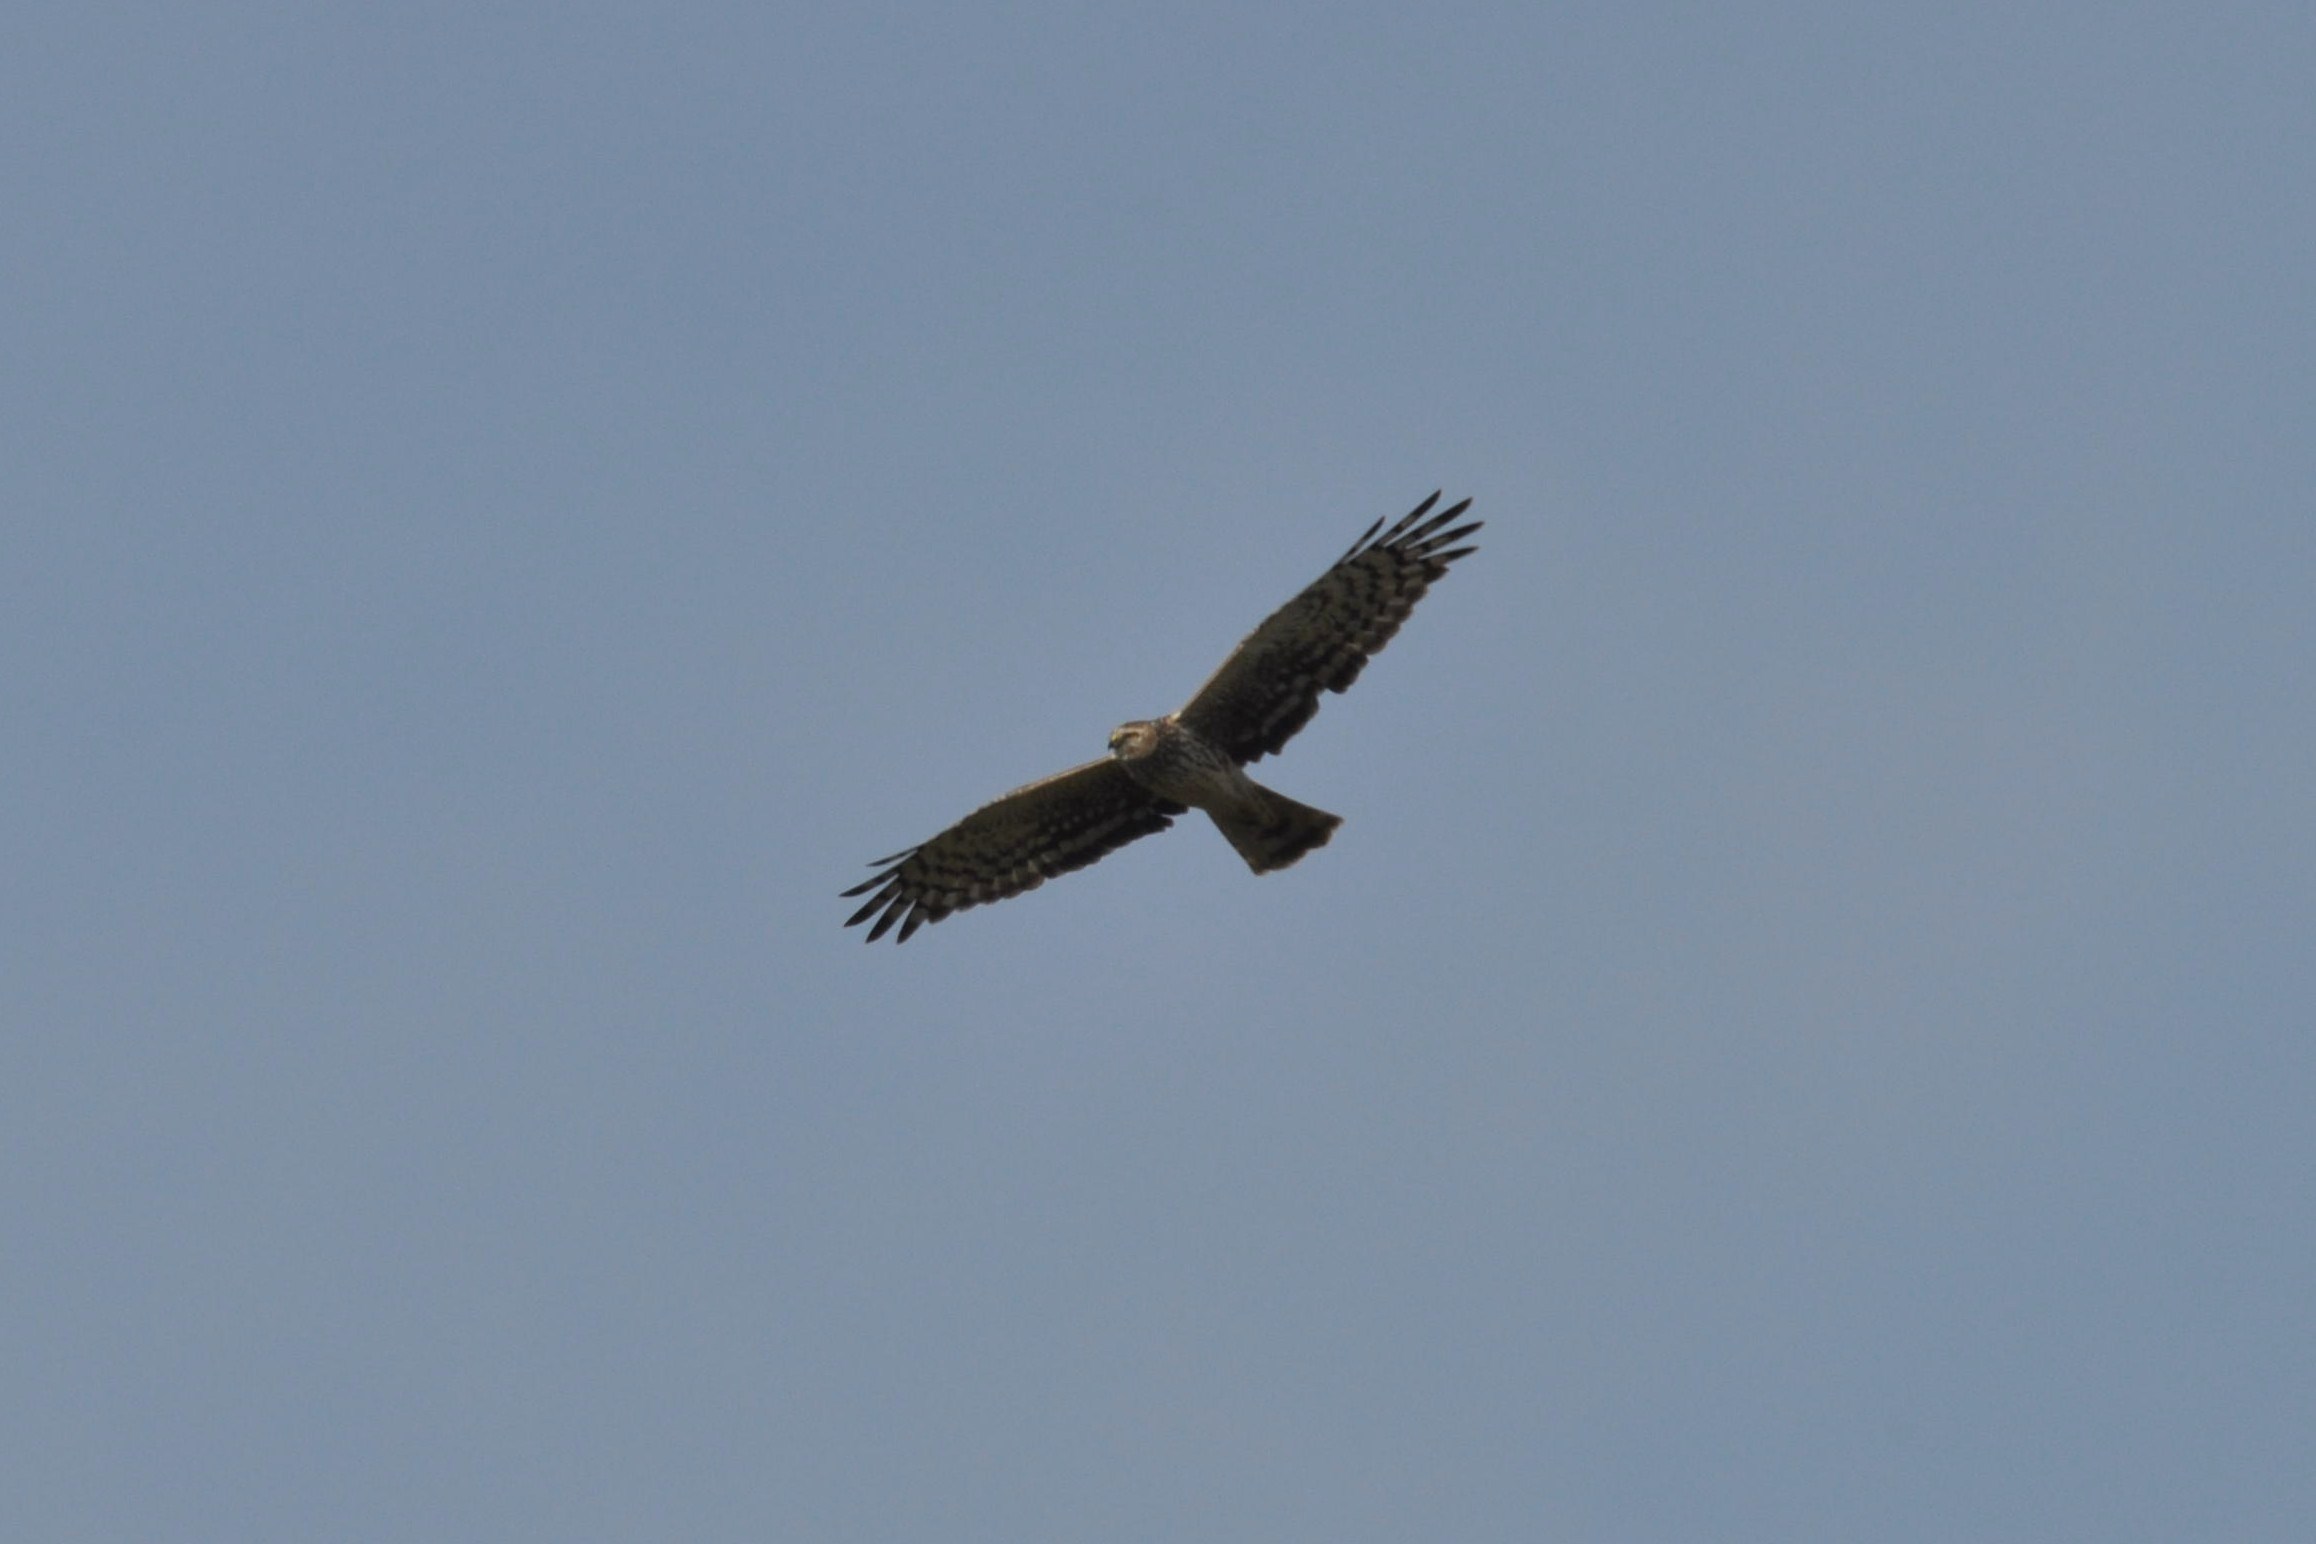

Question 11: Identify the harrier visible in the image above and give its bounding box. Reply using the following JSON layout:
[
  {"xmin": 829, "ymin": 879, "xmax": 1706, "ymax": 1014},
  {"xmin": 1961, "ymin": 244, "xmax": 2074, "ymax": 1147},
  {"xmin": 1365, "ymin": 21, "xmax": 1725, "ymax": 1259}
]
[{"xmin": 843, "ymin": 492, "xmax": 1481, "ymax": 942}]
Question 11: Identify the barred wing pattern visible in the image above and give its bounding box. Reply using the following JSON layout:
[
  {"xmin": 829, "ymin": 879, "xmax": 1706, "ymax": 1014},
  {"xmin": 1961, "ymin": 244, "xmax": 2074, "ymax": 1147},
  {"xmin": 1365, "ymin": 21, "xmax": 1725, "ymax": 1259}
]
[
  {"xmin": 1174, "ymin": 492, "xmax": 1481, "ymax": 765},
  {"xmin": 841, "ymin": 759, "xmax": 1184, "ymax": 943}
]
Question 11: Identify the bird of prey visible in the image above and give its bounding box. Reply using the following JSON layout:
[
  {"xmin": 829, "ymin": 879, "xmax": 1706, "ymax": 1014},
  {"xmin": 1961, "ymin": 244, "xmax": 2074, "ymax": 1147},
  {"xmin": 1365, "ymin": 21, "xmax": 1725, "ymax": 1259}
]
[{"xmin": 842, "ymin": 492, "xmax": 1481, "ymax": 942}]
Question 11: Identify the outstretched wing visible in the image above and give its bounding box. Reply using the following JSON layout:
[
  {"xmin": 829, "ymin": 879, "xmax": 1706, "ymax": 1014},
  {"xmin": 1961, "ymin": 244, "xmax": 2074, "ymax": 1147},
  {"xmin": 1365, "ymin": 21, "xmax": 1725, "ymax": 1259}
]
[
  {"xmin": 841, "ymin": 759, "xmax": 1184, "ymax": 943},
  {"xmin": 1174, "ymin": 492, "xmax": 1480, "ymax": 764}
]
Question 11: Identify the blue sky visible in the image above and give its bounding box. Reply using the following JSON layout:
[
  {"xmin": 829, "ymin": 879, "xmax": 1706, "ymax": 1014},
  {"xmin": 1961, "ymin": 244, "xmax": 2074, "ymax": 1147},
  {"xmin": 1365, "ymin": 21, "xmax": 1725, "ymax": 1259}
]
[{"xmin": 6, "ymin": 4, "xmax": 2312, "ymax": 1539}]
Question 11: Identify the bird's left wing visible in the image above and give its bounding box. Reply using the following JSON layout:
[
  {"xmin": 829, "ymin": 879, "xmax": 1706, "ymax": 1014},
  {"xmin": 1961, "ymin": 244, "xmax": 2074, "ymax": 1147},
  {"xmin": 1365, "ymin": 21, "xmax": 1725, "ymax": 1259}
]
[
  {"xmin": 1175, "ymin": 492, "xmax": 1480, "ymax": 764},
  {"xmin": 841, "ymin": 759, "xmax": 1184, "ymax": 943}
]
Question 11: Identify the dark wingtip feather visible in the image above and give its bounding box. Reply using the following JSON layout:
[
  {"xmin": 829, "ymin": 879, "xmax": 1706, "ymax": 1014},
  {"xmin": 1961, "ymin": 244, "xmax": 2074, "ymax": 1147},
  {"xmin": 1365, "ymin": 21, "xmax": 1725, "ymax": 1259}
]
[
  {"xmin": 1336, "ymin": 514, "xmax": 1388, "ymax": 565},
  {"xmin": 1395, "ymin": 499, "xmax": 1474, "ymax": 546},
  {"xmin": 845, "ymin": 883, "xmax": 898, "ymax": 927},
  {"xmin": 864, "ymin": 892, "xmax": 912, "ymax": 942},
  {"xmin": 1339, "ymin": 493, "xmax": 1452, "ymax": 564},
  {"xmin": 1377, "ymin": 492, "xmax": 1444, "ymax": 545},
  {"xmin": 1410, "ymin": 521, "xmax": 1482, "ymax": 560}
]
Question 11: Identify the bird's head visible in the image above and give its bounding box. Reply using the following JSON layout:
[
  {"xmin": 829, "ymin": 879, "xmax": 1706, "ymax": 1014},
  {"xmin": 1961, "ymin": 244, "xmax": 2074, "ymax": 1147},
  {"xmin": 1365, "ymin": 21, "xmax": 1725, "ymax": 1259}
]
[{"xmin": 1108, "ymin": 721, "xmax": 1158, "ymax": 761}]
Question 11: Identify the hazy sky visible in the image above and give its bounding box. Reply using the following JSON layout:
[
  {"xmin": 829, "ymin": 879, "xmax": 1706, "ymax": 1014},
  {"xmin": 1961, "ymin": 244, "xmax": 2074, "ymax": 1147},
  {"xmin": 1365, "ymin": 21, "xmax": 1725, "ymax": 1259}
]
[{"xmin": 7, "ymin": 4, "xmax": 2312, "ymax": 1540}]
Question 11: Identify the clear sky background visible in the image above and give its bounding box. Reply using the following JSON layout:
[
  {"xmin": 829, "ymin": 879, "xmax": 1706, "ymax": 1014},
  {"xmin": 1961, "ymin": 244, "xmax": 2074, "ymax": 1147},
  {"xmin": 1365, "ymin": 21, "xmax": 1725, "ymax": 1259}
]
[{"xmin": 7, "ymin": 5, "xmax": 2312, "ymax": 1540}]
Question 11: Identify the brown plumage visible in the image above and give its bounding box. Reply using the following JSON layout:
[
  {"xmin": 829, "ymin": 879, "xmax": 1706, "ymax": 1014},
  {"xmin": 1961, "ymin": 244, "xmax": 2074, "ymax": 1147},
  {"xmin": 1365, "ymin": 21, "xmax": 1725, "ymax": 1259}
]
[{"xmin": 842, "ymin": 492, "xmax": 1480, "ymax": 942}]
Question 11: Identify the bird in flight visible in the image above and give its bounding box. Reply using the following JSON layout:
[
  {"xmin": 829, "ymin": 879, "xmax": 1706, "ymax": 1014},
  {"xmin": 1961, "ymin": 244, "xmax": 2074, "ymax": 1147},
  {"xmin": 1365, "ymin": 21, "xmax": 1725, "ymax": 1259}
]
[{"xmin": 843, "ymin": 492, "xmax": 1481, "ymax": 942}]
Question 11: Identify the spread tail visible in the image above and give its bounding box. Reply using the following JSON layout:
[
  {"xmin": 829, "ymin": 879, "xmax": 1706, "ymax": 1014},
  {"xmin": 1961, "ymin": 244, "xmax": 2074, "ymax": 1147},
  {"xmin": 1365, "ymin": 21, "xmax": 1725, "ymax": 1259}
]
[{"xmin": 1209, "ymin": 783, "xmax": 1342, "ymax": 874}]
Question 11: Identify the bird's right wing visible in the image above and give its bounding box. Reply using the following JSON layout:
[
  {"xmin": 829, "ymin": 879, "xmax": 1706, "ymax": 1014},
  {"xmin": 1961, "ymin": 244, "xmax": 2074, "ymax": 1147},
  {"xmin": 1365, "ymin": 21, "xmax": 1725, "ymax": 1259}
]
[{"xmin": 841, "ymin": 759, "xmax": 1183, "ymax": 943}]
